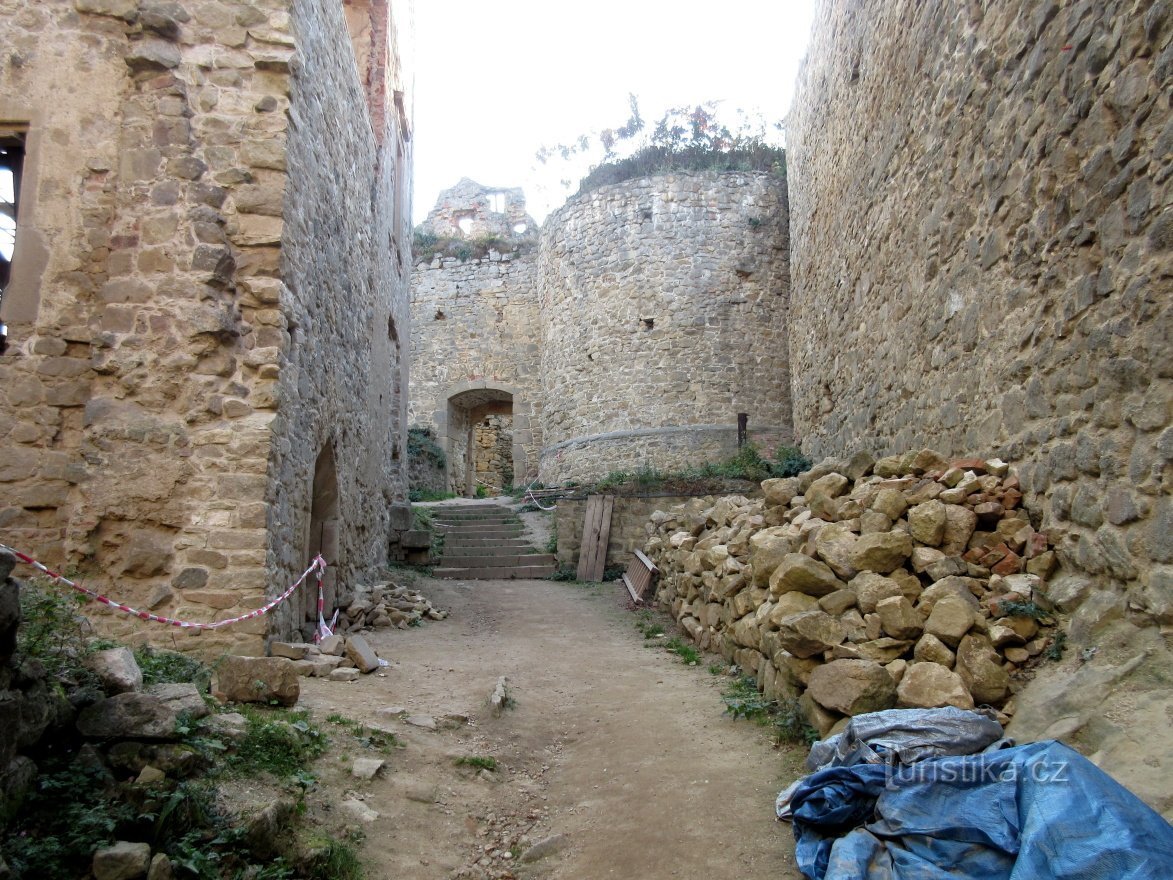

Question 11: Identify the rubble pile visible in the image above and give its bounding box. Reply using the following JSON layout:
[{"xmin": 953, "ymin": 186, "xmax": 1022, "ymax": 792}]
[
  {"xmin": 644, "ymin": 450, "xmax": 1063, "ymax": 735},
  {"xmin": 338, "ymin": 580, "xmax": 449, "ymax": 632}
]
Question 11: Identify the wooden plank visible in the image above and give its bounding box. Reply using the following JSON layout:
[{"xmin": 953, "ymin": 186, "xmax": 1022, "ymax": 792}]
[
  {"xmin": 576, "ymin": 494, "xmax": 614, "ymax": 582},
  {"xmin": 575, "ymin": 496, "xmax": 602, "ymax": 581},
  {"xmin": 622, "ymin": 573, "xmax": 641, "ymax": 603}
]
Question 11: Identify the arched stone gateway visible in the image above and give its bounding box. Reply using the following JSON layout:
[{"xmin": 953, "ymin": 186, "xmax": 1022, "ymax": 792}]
[{"xmin": 441, "ymin": 381, "xmax": 535, "ymax": 496}]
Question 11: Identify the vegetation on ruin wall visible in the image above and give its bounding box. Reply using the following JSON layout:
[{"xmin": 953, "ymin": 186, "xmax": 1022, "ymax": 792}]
[
  {"xmin": 537, "ymin": 96, "xmax": 787, "ymax": 198},
  {"xmin": 587, "ymin": 443, "xmax": 811, "ymax": 496},
  {"xmin": 411, "ymin": 230, "xmax": 536, "ymax": 263}
]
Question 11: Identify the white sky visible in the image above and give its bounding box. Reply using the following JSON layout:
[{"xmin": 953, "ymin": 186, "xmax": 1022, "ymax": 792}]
[{"xmin": 409, "ymin": 1, "xmax": 817, "ymax": 225}]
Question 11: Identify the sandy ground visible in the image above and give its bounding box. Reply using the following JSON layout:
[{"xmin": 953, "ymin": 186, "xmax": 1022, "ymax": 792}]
[{"xmin": 297, "ymin": 573, "xmax": 808, "ymax": 879}]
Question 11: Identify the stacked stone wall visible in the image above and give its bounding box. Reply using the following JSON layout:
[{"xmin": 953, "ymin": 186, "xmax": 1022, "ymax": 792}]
[
  {"xmin": 0, "ymin": 0, "xmax": 411, "ymax": 652},
  {"xmin": 537, "ymin": 172, "xmax": 793, "ymax": 485},
  {"xmin": 408, "ymin": 251, "xmax": 543, "ymax": 487},
  {"xmin": 788, "ymin": 0, "xmax": 1171, "ymax": 620}
]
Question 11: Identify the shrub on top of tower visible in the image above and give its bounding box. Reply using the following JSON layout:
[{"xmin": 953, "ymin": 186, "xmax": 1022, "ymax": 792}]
[{"xmin": 536, "ymin": 95, "xmax": 786, "ymax": 198}]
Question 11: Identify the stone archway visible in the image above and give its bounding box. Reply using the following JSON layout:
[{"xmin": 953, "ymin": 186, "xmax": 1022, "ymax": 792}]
[
  {"xmin": 441, "ymin": 381, "xmax": 534, "ymax": 497},
  {"xmin": 305, "ymin": 444, "xmax": 339, "ymax": 624}
]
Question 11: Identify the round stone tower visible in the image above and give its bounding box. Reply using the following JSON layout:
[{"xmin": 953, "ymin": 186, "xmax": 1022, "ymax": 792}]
[{"xmin": 537, "ymin": 171, "xmax": 793, "ymax": 484}]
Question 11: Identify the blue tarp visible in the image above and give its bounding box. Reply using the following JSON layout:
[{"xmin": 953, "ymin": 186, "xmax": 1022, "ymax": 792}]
[{"xmin": 789, "ymin": 740, "xmax": 1173, "ymax": 880}]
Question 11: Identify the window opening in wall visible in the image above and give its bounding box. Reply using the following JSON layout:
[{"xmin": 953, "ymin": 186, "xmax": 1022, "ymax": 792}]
[
  {"xmin": 456, "ymin": 213, "xmax": 473, "ymax": 236},
  {"xmin": 513, "ymin": 223, "xmax": 527, "ymax": 234},
  {"xmin": 486, "ymin": 192, "xmax": 505, "ymax": 214},
  {"xmin": 0, "ymin": 132, "xmax": 25, "ymax": 354}
]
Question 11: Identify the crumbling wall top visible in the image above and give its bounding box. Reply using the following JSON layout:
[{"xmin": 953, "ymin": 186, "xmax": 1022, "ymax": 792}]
[{"xmin": 419, "ymin": 178, "xmax": 537, "ymax": 240}]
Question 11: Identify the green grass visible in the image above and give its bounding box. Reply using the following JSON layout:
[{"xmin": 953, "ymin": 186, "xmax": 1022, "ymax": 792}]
[
  {"xmin": 325, "ymin": 714, "xmax": 401, "ymax": 752},
  {"xmin": 720, "ymin": 676, "xmax": 818, "ymax": 745},
  {"xmin": 588, "ymin": 443, "xmax": 811, "ymax": 494},
  {"xmin": 408, "ymin": 489, "xmax": 457, "ymax": 502},
  {"xmin": 231, "ymin": 707, "xmax": 328, "ymax": 779},
  {"xmin": 304, "ymin": 835, "xmax": 365, "ymax": 880},
  {"xmin": 454, "ymin": 756, "xmax": 497, "ymax": 772},
  {"xmin": 135, "ymin": 645, "xmax": 211, "ymax": 688},
  {"xmin": 663, "ymin": 637, "xmax": 701, "ymax": 665}
]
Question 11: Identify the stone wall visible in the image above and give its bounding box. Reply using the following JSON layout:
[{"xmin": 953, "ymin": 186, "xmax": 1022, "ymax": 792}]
[
  {"xmin": 537, "ymin": 172, "xmax": 793, "ymax": 485},
  {"xmin": 555, "ymin": 494, "xmax": 723, "ymax": 572},
  {"xmin": 408, "ymin": 182, "xmax": 543, "ymax": 493},
  {"xmin": 0, "ymin": 0, "xmax": 412, "ymax": 652},
  {"xmin": 788, "ymin": 0, "xmax": 1171, "ymax": 622}
]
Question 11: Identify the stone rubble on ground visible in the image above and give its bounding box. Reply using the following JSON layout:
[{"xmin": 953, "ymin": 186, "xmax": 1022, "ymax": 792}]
[{"xmin": 645, "ymin": 450, "xmax": 1064, "ymax": 736}]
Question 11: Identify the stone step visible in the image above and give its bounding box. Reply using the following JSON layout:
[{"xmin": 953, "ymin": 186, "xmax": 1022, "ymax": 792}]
[
  {"xmin": 440, "ymin": 544, "xmax": 550, "ymax": 559},
  {"xmin": 437, "ymin": 526, "xmax": 524, "ymax": 537},
  {"xmin": 433, "ymin": 564, "xmax": 558, "ymax": 580},
  {"xmin": 438, "ymin": 553, "xmax": 556, "ymax": 568},
  {"xmin": 442, "ymin": 539, "xmax": 537, "ymax": 550}
]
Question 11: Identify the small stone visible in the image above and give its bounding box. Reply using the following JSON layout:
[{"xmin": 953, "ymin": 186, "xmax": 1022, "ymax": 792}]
[
  {"xmin": 818, "ymin": 589, "xmax": 857, "ymax": 615},
  {"xmin": 136, "ymin": 766, "xmax": 166, "ymax": 785},
  {"xmin": 956, "ymin": 634, "xmax": 1010, "ymax": 704},
  {"xmin": 907, "ymin": 500, "xmax": 948, "ymax": 546},
  {"xmin": 405, "ymin": 714, "xmax": 437, "ymax": 730},
  {"xmin": 89, "ymin": 647, "xmax": 144, "ymax": 695},
  {"xmin": 807, "ymin": 659, "xmax": 897, "ymax": 716},
  {"xmin": 850, "ymin": 571, "xmax": 904, "ymax": 614},
  {"xmin": 870, "ymin": 487, "xmax": 909, "ymax": 520},
  {"xmin": 339, "ymin": 798, "xmax": 379, "ymax": 823},
  {"xmin": 147, "ymin": 852, "xmax": 173, "ymax": 880},
  {"xmin": 769, "ymin": 553, "xmax": 845, "ymax": 597},
  {"xmin": 319, "ymin": 634, "xmax": 345, "ymax": 655},
  {"xmin": 521, "ymin": 834, "xmax": 570, "ymax": 863},
  {"xmin": 351, "ymin": 757, "xmax": 385, "ymax": 779},
  {"xmin": 328, "ymin": 667, "xmax": 360, "ymax": 682},
  {"xmin": 775, "ymin": 610, "xmax": 846, "ymax": 658},
  {"xmin": 875, "ymin": 596, "xmax": 924, "ymax": 640},
  {"xmin": 270, "ymin": 641, "xmax": 308, "ymax": 660},
  {"xmin": 850, "ymin": 531, "xmax": 914, "ymax": 573},
  {"xmin": 378, "ymin": 705, "xmax": 408, "ymax": 717},
  {"xmin": 913, "ymin": 633, "xmax": 956, "ymax": 667},
  {"xmin": 345, "ymin": 634, "xmax": 381, "ymax": 673},
  {"xmin": 211, "ymin": 656, "xmax": 299, "ymax": 706},
  {"xmin": 145, "ymin": 683, "xmax": 209, "ymax": 720},
  {"xmin": 93, "ymin": 841, "xmax": 151, "ymax": 880},
  {"xmin": 923, "ymin": 594, "xmax": 976, "ymax": 646},
  {"xmin": 897, "ymin": 663, "xmax": 975, "ymax": 710},
  {"xmin": 1004, "ymin": 646, "xmax": 1030, "ymax": 664},
  {"xmin": 77, "ymin": 693, "xmax": 178, "ymax": 740}
]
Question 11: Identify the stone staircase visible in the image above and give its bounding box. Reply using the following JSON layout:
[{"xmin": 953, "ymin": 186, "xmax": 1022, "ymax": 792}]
[{"xmin": 430, "ymin": 503, "xmax": 556, "ymax": 579}]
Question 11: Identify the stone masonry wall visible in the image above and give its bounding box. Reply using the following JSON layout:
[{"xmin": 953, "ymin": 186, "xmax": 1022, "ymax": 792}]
[
  {"xmin": 265, "ymin": 0, "xmax": 412, "ymax": 641},
  {"xmin": 409, "ymin": 243, "xmax": 543, "ymax": 489},
  {"xmin": 555, "ymin": 494, "xmax": 722, "ymax": 572},
  {"xmin": 788, "ymin": 0, "xmax": 1171, "ymax": 621},
  {"xmin": 538, "ymin": 172, "xmax": 793, "ymax": 485},
  {"xmin": 0, "ymin": 0, "xmax": 411, "ymax": 652}
]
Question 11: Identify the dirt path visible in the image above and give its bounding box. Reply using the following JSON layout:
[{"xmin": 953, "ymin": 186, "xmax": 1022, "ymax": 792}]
[{"xmin": 298, "ymin": 575, "xmax": 808, "ymax": 880}]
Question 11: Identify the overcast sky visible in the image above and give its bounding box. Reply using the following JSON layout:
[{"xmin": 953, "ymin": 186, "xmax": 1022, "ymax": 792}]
[{"xmin": 409, "ymin": 1, "xmax": 817, "ymax": 225}]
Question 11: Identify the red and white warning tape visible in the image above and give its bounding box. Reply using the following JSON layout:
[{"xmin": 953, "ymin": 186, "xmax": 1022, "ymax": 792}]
[{"xmin": 0, "ymin": 542, "xmax": 327, "ymax": 633}]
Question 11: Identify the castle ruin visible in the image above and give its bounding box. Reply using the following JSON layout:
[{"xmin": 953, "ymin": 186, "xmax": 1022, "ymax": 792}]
[{"xmin": 0, "ymin": 0, "xmax": 414, "ymax": 652}]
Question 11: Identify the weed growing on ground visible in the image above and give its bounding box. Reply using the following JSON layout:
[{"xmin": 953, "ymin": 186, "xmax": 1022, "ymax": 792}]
[
  {"xmin": 720, "ymin": 676, "xmax": 818, "ymax": 745},
  {"xmin": 231, "ymin": 707, "xmax": 327, "ymax": 779},
  {"xmin": 636, "ymin": 619, "xmax": 664, "ymax": 639},
  {"xmin": 663, "ymin": 637, "xmax": 701, "ymax": 665},
  {"xmin": 15, "ymin": 578, "xmax": 98, "ymax": 681},
  {"xmin": 135, "ymin": 645, "xmax": 211, "ymax": 688},
  {"xmin": 1043, "ymin": 631, "xmax": 1068, "ymax": 662},
  {"xmin": 303, "ymin": 834, "xmax": 364, "ymax": 880},
  {"xmin": 708, "ymin": 662, "xmax": 725, "ymax": 675},
  {"xmin": 454, "ymin": 756, "xmax": 498, "ymax": 772},
  {"xmin": 998, "ymin": 600, "xmax": 1052, "ymax": 622},
  {"xmin": 326, "ymin": 714, "xmax": 401, "ymax": 752},
  {"xmin": 546, "ymin": 566, "xmax": 578, "ymax": 582}
]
